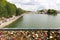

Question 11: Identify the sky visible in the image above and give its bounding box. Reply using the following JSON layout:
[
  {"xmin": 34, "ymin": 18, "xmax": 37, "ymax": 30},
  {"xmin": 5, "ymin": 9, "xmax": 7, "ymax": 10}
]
[{"xmin": 7, "ymin": 0, "xmax": 60, "ymax": 11}]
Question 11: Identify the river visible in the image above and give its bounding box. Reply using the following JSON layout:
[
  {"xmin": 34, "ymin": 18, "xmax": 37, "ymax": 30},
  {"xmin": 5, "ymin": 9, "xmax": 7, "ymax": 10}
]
[{"xmin": 5, "ymin": 13, "xmax": 60, "ymax": 29}]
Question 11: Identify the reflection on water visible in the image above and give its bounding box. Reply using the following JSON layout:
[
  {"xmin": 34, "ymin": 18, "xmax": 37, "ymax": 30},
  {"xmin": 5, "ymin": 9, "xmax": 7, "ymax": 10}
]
[
  {"xmin": 47, "ymin": 13, "xmax": 57, "ymax": 16},
  {"xmin": 5, "ymin": 14, "xmax": 60, "ymax": 29}
]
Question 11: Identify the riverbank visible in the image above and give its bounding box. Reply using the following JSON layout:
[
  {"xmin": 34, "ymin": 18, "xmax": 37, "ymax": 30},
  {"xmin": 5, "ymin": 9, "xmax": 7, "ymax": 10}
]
[{"xmin": 0, "ymin": 14, "xmax": 25, "ymax": 28}]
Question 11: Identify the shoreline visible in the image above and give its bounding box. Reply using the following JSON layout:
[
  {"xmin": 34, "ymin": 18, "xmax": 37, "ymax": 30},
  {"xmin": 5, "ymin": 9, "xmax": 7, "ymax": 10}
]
[{"xmin": 0, "ymin": 14, "xmax": 25, "ymax": 28}]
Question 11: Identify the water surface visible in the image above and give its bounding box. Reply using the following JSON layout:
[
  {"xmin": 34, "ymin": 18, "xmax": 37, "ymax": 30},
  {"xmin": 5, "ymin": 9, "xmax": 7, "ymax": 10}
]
[{"xmin": 5, "ymin": 13, "xmax": 60, "ymax": 29}]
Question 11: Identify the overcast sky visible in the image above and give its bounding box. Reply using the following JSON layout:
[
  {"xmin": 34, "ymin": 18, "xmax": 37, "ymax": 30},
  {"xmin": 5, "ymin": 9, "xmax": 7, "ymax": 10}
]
[{"xmin": 7, "ymin": 0, "xmax": 60, "ymax": 11}]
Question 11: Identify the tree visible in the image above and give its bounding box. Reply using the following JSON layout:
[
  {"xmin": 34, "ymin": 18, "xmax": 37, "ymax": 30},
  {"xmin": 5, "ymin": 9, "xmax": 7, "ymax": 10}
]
[
  {"xmin": 0, "ymin": 0, "xmax": 25, "ymax": 18},
  {"xmin": 40, "ymin": 10, "xmax": 44, "ymax": 14},
  {"xmin": 16, "ymin": 8, "xmax": 25, "ymax": 16},
  {"xmin": 0, "ymin": 0, "xmax": 7, "ymax": 7},
  {"xmin": 47, "ymin": 9, "xmax": 57, "ymax": 15},
  {"xmin": 0, "ymin": 5, "xmax": 8, "ymax": 17},
  {"xmin": 5, "ymin": 2, "xmax": 17, "ymax": 17},
  {"xmin": 37, "ymin": 10, "xmax": 44, "ymax": 14}
]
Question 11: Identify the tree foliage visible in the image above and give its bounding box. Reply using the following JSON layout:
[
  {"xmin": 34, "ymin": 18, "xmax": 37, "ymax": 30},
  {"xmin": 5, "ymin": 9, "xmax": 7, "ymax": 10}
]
[
  {"xmin": 0, "ymin": 0, "xmax": 25, "ymax": 18},
  {"xmin": 0, "ymin": 5, "xmax": 8, "ymax": 17},
  {"xmin": 47, "ymin": 9, "xmax": 57, "ymax": 15},
  {"xmin": 6, "ymin": 2, "xmax": 16, "ymax": 17},
  {"xmin": 16, "ymin": 8, "xmax": 25, "ymax": 16},
  {"xmin": 0, "ymin": 0, "xmax": 7, "ymax": 6}
]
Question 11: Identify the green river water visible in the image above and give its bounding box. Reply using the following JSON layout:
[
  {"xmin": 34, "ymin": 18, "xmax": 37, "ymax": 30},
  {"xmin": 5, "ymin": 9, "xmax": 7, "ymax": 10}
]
[{"xmin": 5, "ymin": 13, "xmax": 60, "ymax": 29}]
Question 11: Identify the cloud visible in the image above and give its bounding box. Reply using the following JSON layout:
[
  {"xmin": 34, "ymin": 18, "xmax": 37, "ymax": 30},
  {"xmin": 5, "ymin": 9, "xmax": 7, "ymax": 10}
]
[{"xmin": 7, "ymin": 0, "xmax": 60, "ymax": 11}]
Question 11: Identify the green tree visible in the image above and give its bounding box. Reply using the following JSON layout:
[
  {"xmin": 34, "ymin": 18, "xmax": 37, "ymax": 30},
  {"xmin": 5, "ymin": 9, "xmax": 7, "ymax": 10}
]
[
  {"xmin": 47, "ymin": 9, "xmax": 57, "ymax": 15},
  {"xmin": 40, "ymin": 10, "xmax": 44, "ymax": 14},
  {"xmin": 5, "ymin": 2, "xmax": 17, "ymax": 17},
  {"xmin": 16, "ymin": 8, "xmax": 25, "ymax": 16},
  {"xmin": 0, "ymin": 5, "xmax": 8, "ymax": 17},
  {"xmin": 0, "ymin": 0, "xmax": 25, "ymax": 18},
  {"xmin": 37, "ymin": 10, "xmax": 44, "ymax": 14},
  {"xmin": 0, "ymin": 0, "xmax": 7, "ymax": 6}
]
